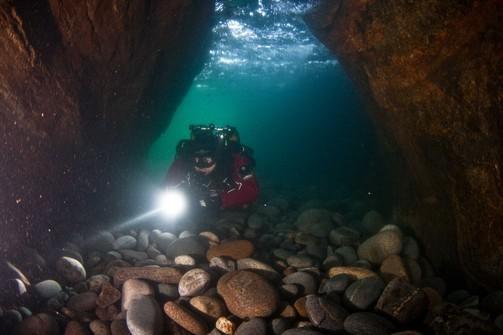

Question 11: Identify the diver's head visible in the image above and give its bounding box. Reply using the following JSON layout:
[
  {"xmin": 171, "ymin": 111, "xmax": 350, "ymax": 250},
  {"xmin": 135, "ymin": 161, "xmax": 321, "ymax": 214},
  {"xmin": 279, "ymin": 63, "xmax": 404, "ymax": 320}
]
[{"xmin": 193, "ymin": 149, "xmax": 217, "ymax": 175}]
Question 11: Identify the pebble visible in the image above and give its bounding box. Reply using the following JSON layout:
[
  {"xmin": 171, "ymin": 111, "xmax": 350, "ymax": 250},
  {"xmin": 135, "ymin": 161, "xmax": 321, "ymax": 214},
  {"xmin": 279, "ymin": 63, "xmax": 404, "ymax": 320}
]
[
  {"xmin": 329, "ymin": 227, "xmax": 360, "ymax": 246},
  {"xmin": 216, "ymin": 316, "xmax": 238, "ymax": 335},
  {"xmin": 87, "ymin": 274, "xmax": 110, "ymax": 293},
  {"xmin": 294, "ymin": 297, "xmax": 308, "ymax": 318},
  {"xmin": 150, "ymin": 230, "xmax": 177, "ymax": 251},
  {"xmin": 158, "ymin": 283, "xmax": 179, "ymax": 300},
  {"xmin": 402, "ymin": 237, "xmax": 420, "ymax": 259},
  {"xmin": 97, "ymin": 281, "xmax": 121, "ymax": 308},
  {"xmin": 319, "ymin": 274, "xmax": 353, "ymax": 294},
  {"xmin": 113, "ymin": 235, "xmax": 137, "ymax": 250},
  {"xmin": 96, "ymin": 304, "xmax": 119, "ymax": 321},
  {"xmin": 199, "ymin": 231, "xmax": 220, "ymax": 243},
  {"xmin": 166, "ymin": 236, "xmax": 207, "ymax": 258},
  {"xmin": 235, "ymin": 318, "xmax": 267, "ymax": 335},
  {"xmin": 375, "ymin": 277, "xmax": 427, "ymax": 324},
  {"xmin": 344, "ymin": 276, "xmax": 385, "ymax": 310},
  {"xmin": 178, "ymin": 268, "xmax": 211, "ymax": 297},
  {"xmin": 283, "ymin": 271, "xmax": 317, "ymax": 295},
  {"xmin": 328, "ymin": 266, "xmax": 377, "ymax": 280},
  {"xmin": 113, "ymin": 266, "xmax": 183, "ymax": 286},
  {"xmin": 295, "ymin": 209, "xmax": 334, "ymax": 237},
  {"xmin": 56, "ymin": 256, "xmax": 87, "ymax": 283},
  {"xmin": 357, "ymin": 230, "xmax": 403, "ymax": 265},
  {"xmin": 33, "ymin": 280, "xmax": 62, "ymax": 299},
  {"xmin": 209, "ymin": 256, "xmax": 237, "ymax": 273},
  {"xmin": 13, "ymin": 313, "xmax": 59, "ymax": 335},
  {"xmin": 121, "ymin": 279, "xmax": 154, "ymax": 311},
  {"xmin": 190, "ymin": 295, "xmax": 226, "ymax": 319},
  {"xmin": 111, "ymin": 319, "xmax": 130, "ymax": 335},
  {"xmin": 217, "ymin": 270, "xmax": 279, "ymax": 318},
  {"xmin": 322, "ymin": 255, "xmax": 343, "ymax": 270},
  {"xmin": 86, "ymin": 251, "xmax": 103, "ymax": 268},
  {"xmin": 237, "ymin": 258, "xmax": 281, "ymax": 281},
  {"xmin": 119, "ymin": 250, "xmax": 148, "ymax": 262},
  {"xmin": 175, "ymin": 255, "xmax": 196, "ymax": 266},
  {"xmin": 274, "ymin": 248, "xmax": 294, "ymax": 260},
  {"xmin": 67, "ymin": 291, "xmax": 97, "ymax": 312},
  {"xmin": 90, "ymin": 319, "xmax": 111, "ymax": 335},
  {"xmin": 206, "ymin": 240, "xmax": 254, "ymax": 261},
  {"xmin": 344, "ymin": 312, "xmax": 396, "ymax": 335},
  {"xmin": 335, "ymin": 246, "xmax": 358, "ymax": 265},
  {"xmin": 280, "ymin": 284, "xmax": 300, "ymax": 300},
  {"xmin": 64, "ymin": 320, "xmax": 91, "ymax": 335},
  {"xmin": 87, "ymin": 231, "xmax": 115, "ymax": 251},
  {"xmin": 163, "ymin": 301, "xmax": 208, "ymax": 335},
  {"xmin": 126, "ymin": 295, "xmax": 163, "ymax": 335},
  {"xmin": 380, "ymin": 255, "xmax": 410, "ymax": 282},
  {"xmin": 305, "ymin": 295, "xmax": 348, "ymax": 332},
  {"xmin": 287, "ymin": 255, "xmax": 314, "ymax": 268}
]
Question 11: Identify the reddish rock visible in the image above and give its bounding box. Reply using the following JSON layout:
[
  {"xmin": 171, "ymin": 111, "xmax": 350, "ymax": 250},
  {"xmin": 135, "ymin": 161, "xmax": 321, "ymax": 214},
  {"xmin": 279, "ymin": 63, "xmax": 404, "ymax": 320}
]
[
  {"xmin": 217, "ymin": 270, "xmax": 279, "ymax": 318},
  {"xmin": 305, "ymin": 0, "xmax": 502, "ymax": 288},
  {"xmin": 113, "ymin": 267, "xmax": 183, "ymax": 286},
  {"xmin": 97, "ymin": 281, "xmax": 121, "ymax": 308},
  {"xmin": 206, "ymin": 240, "xmax": 255, "ymax": 261},
  {"xmin": 163, "ymin": 301, "xmax": 208, "ymax": 335}
]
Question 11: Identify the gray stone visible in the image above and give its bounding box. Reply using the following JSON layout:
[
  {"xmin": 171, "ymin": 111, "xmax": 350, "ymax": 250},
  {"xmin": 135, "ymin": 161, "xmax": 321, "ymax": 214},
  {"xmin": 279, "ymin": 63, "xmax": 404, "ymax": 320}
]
[
  {"xmin": 402, "ymin": 237, "xmax": 420, "ymax": 259},
  {"xmin": 56, "ymin": 256, "xmax": 86, "ymax": 283},
  {"xmin": 158, "ymin": 284, "xmax": 179, "ymax": 300},
  {"xmin": 113, "ymin": 235, "xmax": 137, "ymax": 250},
  {"xmin": 178, "ymin": 268, "xmax": 211, "ymax": 297},
  {"xmin": 344, "ymin": 312, "xmax": 396, "ymax": 335},
  {"xmin": 271, "ymin": 318, "xmax": 290, "ymax": 335},
  {"xmin": 319, "ymin": 274, "xmax": 353, "ymax": 294},
  {"xmin": 274, "ymin": 249, "xmax": 294, "ymax": 260},
  {"xmin": 329, "ymin": 227, "xmax": 360, "ymax": 247},
  {"xmin": 295, "ymin": 209, "xmax": 334, "ymax": 238},
  {"xmin": 86, "ymin": 231, "xmax": 115, "ymax": 251},
  {"xmin": 283, "ymin": 272, "xmax": 317, "ymax": 295},
  {"xmin": 149, "ymin": 230, "xmax": 177, "ymax": 251},
  {"xmin": 119, "ymin": 250, "xmax": 148, "ymax": 262},
  {"xmin": 136, "ymin": 229, "xmax": 150, "ymax": 251},
  {"xmin": 335, "ymin": 246, "xmax": 358, "ymax": 265},
  {"xmin": 33, "ymin": 280, "xmax": 62, "ymax": 299},
  {"xmin": 122, "ymin": 279, "xmax": 154, "ymax": 311},
  {"xmin": 287, "ymin": 255, "xmax": 314, "ymax": 268},
  {"xmin": 87, "ymin": 274, "xmax": 111, "ymax": 293},
  {"xmin": 126, "ymin": 295, "xmax": 162, "ymax": 335},
  {"xmin": 235, "ymin": 318, "xmax": 267, "ymax": 335},
  {"xmin": 209, "ymin": 256, "xmax": 236, "ymax": 273},
  {"xmin": 357, "ymin": 230, "xmax": 403, "ymax": 265},
  {"xmin": 165, "ymin": 237, "xmax": 207, "ymax": 258},
  {"xmin": 344, "ymin": 277, "xmax": 385, "ymax": 310},
  {"xmin": 179, "ymin": 230, "xmax": 195, "ymax": 238},
  {"xmin": 305, "ymin": 295, "xmax": 348, "ymax": 332},
  {"xmin": 322, "ymin": 255, "xmax": 343, "ymax": 270},
  {"xmin": 237, "ymin": 258, "xmax": 281, "ymax": 282}
]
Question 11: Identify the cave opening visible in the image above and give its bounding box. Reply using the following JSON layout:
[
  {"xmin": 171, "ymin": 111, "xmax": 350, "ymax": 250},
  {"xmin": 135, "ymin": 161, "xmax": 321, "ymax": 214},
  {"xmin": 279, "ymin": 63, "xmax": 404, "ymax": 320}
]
[{"xmin": 146, "ymin": 0, "xmax": 385, "ymax": 208}]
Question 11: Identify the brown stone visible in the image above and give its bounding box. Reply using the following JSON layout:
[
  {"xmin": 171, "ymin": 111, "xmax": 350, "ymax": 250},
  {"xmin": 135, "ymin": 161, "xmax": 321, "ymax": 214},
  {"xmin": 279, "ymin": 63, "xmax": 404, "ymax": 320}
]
[
  {"xmin": 113, "ymin": 267, "xmax": 183, "ymax": 286},
  {"xmin": 328, "ymin": 266, "xmax": 377, "ymax": 280},
  {"xmin": 216, "ymin": 316, "xmax": 238, "ymax": 335},
  {"xmin": 64, "ymin": 320, "xmax": 91, "ymax": 335},
  {"xmin": 163, "ymin": 301, "xmax": 208, "ymax": 335},
  {"xmin": 217, "ymin": 270, "xmax": 279, "ymax": 318},
  {"xmin": 380, "ymin": 255, "xmax": 410, "ymax": 283},
  {"xmin": 189, "ymin": 296, "xmax": 226, "ymax": 320},
  {"xmin": 89, "ymin": 320, "xmax": 111, "ymax": 335},
  {"xmin": 110, "ymin": 319, "xmax": 130, "ymax": 335},
  {"xmin": 96, "ymin": 304, "xmax": 119, "ymax": 321},
  {"xmin": 14, "ymin": 313, "xmax": 59, "ymax": 335},
  {"xmin": 207, "ymin": 240, "xmax": 255, "ymax": 261},
  {"xmin": 97, "ymin": 281, "xmax": 121, "ymax": 308},
  {"xmin": 294, "ymin": 297, "xmax": 308, "ymax": 318},
  {"xmin": 279, "ymin": 303, "xmax": 298, "ymax": 319}
]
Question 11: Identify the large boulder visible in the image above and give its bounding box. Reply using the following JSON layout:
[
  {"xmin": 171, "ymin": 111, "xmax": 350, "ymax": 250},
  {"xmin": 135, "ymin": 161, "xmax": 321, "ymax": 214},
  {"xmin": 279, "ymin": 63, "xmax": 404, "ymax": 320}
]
[{"xmin": 305, "ymin": 0, "xmax": 502, "ymax": 288}]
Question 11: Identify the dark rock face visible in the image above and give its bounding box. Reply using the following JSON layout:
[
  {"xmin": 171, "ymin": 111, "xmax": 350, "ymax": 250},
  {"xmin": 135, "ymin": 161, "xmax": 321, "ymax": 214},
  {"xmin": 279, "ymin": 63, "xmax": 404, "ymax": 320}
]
[
  {"xmin": 305, "ymin": 0, "xmax": 502, "ymax": 288},
  {"xmin": 0, "ymin": 1, "xmax": 214, "ymax": 261}
]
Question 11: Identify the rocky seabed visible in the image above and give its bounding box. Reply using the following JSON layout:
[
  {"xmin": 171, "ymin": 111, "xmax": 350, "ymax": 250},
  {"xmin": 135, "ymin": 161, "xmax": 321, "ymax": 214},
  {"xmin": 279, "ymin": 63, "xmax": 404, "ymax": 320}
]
[{"xmin": 1, "ymin": 197, "xmax": 502, "ymax": 335}]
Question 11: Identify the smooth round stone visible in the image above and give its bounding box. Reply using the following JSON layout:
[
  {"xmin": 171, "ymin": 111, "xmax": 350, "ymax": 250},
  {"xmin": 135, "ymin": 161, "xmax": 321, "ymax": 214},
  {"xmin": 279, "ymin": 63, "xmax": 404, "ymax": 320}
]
[
  {"xmin": 166, "ymin": 237, "xmax": 207, "ymax": 258},
  {"xmin": 237, "ymin": 258, "xmax": 281, "ymax": 281},
  {"xmin": 295, "ymin": 232, "xmax": 319, "ymax": 246},
  {"xmin": 90, "ymin": 319, "xmax": 111, "ymax": 335},
  {"xmin": 335, "ymin": 246, "xmax": 358, "ymax": 265},
  {"xmin": 209, "ymin": 256, "xmax": 236, "ymax": 273},
  {"xmin": 404, "ymin": 257, "xmax": 422, "ymax": 285},
  {"xmin": 33, "ymin": 280, "xmax": 62, "ymax": 299},
  {"xmin": 271, "ymin": 318, "xmax": 291, "ymax": 335},
  {"xmin": 64, "ymin": 320, "xmax": 90, "ymax": 335},
  {"xmin": 18, "ymin": 306, "xmax": 32, "ymax": 318},
  {"xmin": 175, "ymin": 255, "xmax": 196, "ymax": 266},
  {"xmin": 305, "ymin": 243, "xmax": 326, "ymax": 259},
  {"xmin": 126, "ymin": 295, "xmax": 163, "ymax": 335},
  {"xmin": 361, "ymin": 210, "xmax": 385, "ymax": 234},
  {"xmin": 119, "ymin": 250, "xmax": 148, "ymax": 262},
  {"xmin": 96, "ymin": 281, "xmax": 121, "ymax": 308},
  {"xmin": 13, "ymin": 313, "xmax": 58, "ymax": 335},
  {"xmin": 178, "ymin": 268, "xmax": 211, "ymax": 297},
  {"xmin": 136, "ymin": 229, "xmax": 150, "ymax": 251},
  {"xmin": 67, "ymin": 291, "xmax": 98, "ymax": 312},
  {"xmin": 61, "ymin": 247, "xmax": 84, "ymax": 264},
  {"xmin": 235, "ymin": 318, "xmax": 267, "ymax": 335},
  {"xmin": 280, "ymin": 284, "xmax": 300, "ymax": 300},
  {"xmin": 163, "ymin": 301, "xmax": 208, "ymax": 335},
  {"xmin": 322, "ymin": 255, "xmax": 343, "ymax": 270},
  {"xmin": 217, "ymin": 270, "xmax": 279, "ymax": 318},
  {"xmin": 305, "ymin": 295, "xmax": 348, "ymax": 332},
  {"xmin": 329, "ymin": 227, "xmax": 360, "ymax": 246},
  {"xmin": 105, "ymin": 251, "xmax": 123, "ymax": 262},
  {"xmin": 357, "ymin": 230, "xmax": 403, "ymax": 265},
  {"xmin": 380, "ymin": 255, "xmax": 410, "ymax": 283},
  {"xmin": 113, "ymin": 235, "xmax": 137, "ymax": 250},
  {"xmin": 344, "ymin": 277, "xmax": 385, "ymax": 310},
  {"xmin": 344, "ymin": 312, "xmax": 396, "ymax": 335},
  {"xmin": 328, "ymin": 266, "xmax": 378, "ymax": 280},
  {"xmin": 274, "ymin": 249, "xmax": 294, "ymax": 260},
  {"xmin": 86, "ymin": 231, "xmax": 115, "ymax": 251},
  {"xmin": 199, "ymin": 231, "xmax": 220, "ymax": 243},
  {"xmin": 319, "ymin": 274, "xmax": 354, "ymax": 294},
  {"xmin": 146, "ymin": 246, "xmax": 162, "ymax": 259},
  {"xmin": 111, "ymin": 319, "xmax": 130, "ymax": 335},
  {"xmin": 287, "ymin": 255, "xmax": 314, "ymax": 268},
  {"xmin": 150, "ymin": 230, "xmax": 177, "ymax": 251},
  {"xmin": 190, "ymin": 296, "xmax": 226, "ymax": 320},
  {"xmin": 122, "ymin": 279, "xmax": 154, "ymax": 311},
  {"xmin": 402, "ymin": 237, "xmax": 420, "ymax": 259},
  {"xmin": 283, "ymin": 272, "xmax": 317, "ymax": 295},
  {"xmin": 56, "ymin": 256, "xmax": 87, "ymax": 283},
  {"xmin": 295, "ymin": 209, "xmax": 334, "ymax": 237},
  {"xmin": 207, "ymin": 240, "xmax": 254, "ymax": 261},
  {"xmin": 216, "ymin": 316, "xmax": 238, "ymax": 335}
]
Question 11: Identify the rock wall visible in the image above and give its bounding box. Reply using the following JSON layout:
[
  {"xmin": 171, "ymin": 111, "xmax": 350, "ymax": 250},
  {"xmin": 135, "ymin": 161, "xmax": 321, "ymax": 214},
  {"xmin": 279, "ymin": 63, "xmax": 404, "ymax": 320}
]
[
  {"xmin": 305, "ymin": 0, "xmax": 502, "ymax": 288},
  {"xmin": 0, "ymin": 0, "xmax": 214, "ymax": 260}
]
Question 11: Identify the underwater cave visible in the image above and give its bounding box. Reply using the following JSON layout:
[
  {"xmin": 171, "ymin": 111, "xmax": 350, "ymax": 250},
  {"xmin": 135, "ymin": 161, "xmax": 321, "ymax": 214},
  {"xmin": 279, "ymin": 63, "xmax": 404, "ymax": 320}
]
[{"xmin": 0, "ymin": 0, "xmax": 501, "ymax": 334}]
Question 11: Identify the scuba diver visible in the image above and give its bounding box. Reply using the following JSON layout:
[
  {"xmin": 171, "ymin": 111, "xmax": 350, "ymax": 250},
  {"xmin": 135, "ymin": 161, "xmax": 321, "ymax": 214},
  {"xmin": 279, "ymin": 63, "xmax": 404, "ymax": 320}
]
[{"xmin": 164, "ymin": 124, "xmax": 259, "ymax": 211}]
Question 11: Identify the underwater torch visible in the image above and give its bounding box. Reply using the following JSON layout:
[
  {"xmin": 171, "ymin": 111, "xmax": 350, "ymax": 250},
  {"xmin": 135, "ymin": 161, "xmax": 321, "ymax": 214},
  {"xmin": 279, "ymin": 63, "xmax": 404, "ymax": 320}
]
[{"xmin": 157, "ymin": 189, "xmax": 188, "ymax": 219}]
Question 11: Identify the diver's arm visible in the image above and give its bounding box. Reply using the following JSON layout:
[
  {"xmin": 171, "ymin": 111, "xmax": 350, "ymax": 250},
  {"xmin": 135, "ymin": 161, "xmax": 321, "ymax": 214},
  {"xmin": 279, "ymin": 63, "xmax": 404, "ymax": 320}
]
[{"xmin": 219, "ymin": 154, "xmax": 259, "ymax": 209}]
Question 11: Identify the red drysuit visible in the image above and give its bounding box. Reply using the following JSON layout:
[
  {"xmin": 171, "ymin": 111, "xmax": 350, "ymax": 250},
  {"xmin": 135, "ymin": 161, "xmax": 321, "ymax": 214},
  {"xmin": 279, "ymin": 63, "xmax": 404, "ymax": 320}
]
[{"xmin": 165, "ymin": 152, "xmax": 259, "ymax": 209}]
